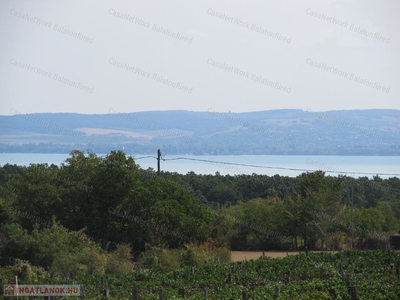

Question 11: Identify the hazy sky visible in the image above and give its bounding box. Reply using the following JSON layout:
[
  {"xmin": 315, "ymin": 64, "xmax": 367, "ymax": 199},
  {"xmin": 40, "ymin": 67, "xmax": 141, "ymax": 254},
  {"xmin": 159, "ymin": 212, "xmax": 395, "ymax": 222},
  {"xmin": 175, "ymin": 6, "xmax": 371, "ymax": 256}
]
[{"xmin": 1, "ymin": 0, "xmax": 399, "ymax": 115}]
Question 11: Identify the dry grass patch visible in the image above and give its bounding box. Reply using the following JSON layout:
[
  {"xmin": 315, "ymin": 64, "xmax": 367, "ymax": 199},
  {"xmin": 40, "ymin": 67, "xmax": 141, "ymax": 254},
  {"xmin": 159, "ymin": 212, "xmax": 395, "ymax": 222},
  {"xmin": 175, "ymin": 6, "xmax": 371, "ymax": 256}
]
[{"xmin": 231, "ymin": 251, "xmax": 338, "ymax": 261}]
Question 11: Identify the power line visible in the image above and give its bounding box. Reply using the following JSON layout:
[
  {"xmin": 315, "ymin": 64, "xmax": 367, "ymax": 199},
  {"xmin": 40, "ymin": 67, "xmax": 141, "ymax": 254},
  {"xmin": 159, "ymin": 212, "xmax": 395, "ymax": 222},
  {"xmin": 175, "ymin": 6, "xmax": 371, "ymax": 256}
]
[
  {"xmin": 133, "ymin": 155, "xmax": 157, "ymax": 160},
  {"xmin": 161, "ymin": 156, "xmax": 400, "ymax": 176}
]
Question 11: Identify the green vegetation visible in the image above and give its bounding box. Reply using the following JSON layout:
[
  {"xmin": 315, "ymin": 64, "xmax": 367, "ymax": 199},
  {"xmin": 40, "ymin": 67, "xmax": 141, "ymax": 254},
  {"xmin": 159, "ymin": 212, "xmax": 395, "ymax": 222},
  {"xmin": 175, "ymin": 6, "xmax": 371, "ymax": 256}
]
[
  {"xmin": 1, "ymin": 150, "xmax": 400, "ymax": 298},
  {"xmin": 2, "ymin": 250, "xmax": 400, "ymax": 299}
]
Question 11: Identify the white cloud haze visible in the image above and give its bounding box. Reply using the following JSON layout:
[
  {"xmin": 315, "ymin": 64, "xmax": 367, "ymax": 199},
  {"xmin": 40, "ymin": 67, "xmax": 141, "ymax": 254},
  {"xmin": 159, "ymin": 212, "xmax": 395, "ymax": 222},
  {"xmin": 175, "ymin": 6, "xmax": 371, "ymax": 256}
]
[{"xmin": 0, "ymin": 0, "xmax": 399, "ymax": 114}]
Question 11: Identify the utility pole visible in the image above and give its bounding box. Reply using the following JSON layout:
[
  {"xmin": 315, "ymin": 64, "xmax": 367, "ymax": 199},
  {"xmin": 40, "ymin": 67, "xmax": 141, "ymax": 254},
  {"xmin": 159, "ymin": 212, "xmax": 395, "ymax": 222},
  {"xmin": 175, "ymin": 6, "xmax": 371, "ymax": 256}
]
[
  {"xmin": 157, "ymin": 149, "xmax": 161, "ymax": 176},
  {"xmin": 351, "ymin": 186, "xmax": 354, "ymax": 249}
]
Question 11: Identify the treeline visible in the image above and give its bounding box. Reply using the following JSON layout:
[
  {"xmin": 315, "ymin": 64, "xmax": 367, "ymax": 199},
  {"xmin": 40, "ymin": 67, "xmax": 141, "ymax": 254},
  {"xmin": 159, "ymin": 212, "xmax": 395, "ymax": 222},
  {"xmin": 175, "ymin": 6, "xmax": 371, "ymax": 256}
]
[
  {"xmin": 160, "ymin": 169, "xmax": 400, "ymax": 250},
  {"xmin": 1, "ymin": 150, "xmax": 400, "ymax": 276}
]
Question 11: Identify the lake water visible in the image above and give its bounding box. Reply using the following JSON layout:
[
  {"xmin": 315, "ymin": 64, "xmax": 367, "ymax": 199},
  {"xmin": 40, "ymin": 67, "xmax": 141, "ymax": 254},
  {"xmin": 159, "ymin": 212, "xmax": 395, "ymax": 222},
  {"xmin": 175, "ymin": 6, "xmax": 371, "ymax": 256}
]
[{"xmin": 1, "ymin": 153, "xmax": 399, "ymax": 178}]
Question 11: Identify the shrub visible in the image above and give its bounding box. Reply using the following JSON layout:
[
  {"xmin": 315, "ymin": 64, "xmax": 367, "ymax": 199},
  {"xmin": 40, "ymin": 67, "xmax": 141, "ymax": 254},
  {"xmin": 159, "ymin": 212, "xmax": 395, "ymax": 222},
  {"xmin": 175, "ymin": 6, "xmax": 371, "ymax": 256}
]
[
  {"xmin": 328, "ymin": 233, "xmax": 347, "ymax": 250},
  {"xmin": 138, "ymin": 241, "xmax": 231, "ymax": 269},
  {"xmin": 185, "ymin": 239, "xmax": 231, "ymax": 266},
  {"xmin": 50, "ymin": 247, "xmax": 107, "ymax": 278},
  {"xmin": 0, "ymin": 221, "xmax": 109, "ymax": 278},
  {"xmin": 139, "ymin": 247, "xmax": 181, "ymax": 269},
  {"xmin": 0, "ymin": 259, "xmax": 48, "ymax": 284},
  {"xmin": 106, "ymin": 244, "xmax": 135, "ymax": 275},
  {"xmin": 180, "ymin": 248, "xmax": 196, "ymax": 266}
]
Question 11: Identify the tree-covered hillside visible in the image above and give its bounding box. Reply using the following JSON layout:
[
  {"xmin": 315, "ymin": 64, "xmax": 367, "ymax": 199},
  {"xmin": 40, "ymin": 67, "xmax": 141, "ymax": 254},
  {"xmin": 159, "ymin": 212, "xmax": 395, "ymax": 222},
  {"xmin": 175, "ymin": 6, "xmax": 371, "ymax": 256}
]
[{"xmin": 1, "ymin": 109, "xmax": 399, "ymax": 155}]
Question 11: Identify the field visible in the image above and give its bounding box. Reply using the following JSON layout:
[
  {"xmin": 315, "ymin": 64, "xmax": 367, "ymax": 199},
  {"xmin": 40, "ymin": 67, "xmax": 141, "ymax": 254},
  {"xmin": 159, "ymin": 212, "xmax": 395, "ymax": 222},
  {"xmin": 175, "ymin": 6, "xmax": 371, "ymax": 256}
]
[
  {"xmin": 5, "ymin": 250, "xmax": 399, "ymax": 299},
  {"xmin": 231, "ymin": 251, "xmax": 339, "ymax": 261},
  {"xmin": 232, "ymin": 251, "xmax": 298, "ymax": 261}
]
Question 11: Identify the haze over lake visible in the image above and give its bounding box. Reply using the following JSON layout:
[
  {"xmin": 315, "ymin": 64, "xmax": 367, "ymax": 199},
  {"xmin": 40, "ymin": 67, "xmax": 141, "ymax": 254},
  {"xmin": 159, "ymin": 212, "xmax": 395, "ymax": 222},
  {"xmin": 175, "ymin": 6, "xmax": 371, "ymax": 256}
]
[{"xmin": 1, "ymin": 153, "xmax": 399, "ymax": 179}]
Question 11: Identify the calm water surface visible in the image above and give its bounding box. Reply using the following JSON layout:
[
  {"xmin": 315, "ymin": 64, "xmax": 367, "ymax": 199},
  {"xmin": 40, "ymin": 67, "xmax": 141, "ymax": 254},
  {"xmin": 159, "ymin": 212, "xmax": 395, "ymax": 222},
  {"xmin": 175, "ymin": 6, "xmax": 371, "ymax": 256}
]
[{"xmin": 1, "ymin": 153, "xmax": 399, "ymax": 178}]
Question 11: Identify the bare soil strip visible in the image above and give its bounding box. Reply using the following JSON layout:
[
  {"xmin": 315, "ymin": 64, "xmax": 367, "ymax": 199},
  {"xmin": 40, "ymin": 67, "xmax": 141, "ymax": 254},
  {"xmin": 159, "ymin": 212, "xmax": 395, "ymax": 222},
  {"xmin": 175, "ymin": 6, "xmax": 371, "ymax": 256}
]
[{"xmin": 231, "ymin": 251, "xmax": 337, "ymax": 261}]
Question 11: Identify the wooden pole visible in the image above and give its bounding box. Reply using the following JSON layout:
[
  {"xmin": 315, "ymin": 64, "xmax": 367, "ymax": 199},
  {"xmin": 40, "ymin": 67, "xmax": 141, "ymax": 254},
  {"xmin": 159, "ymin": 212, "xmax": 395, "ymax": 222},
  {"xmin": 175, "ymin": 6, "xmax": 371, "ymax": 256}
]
[
  {"xmin": 204, "ymin": 287, "xmax": 209, "ymax": 299},
  {"xmin": 157, "ymin": 149, "xmax": 161, "ymax": 176},
  {"xmin": 103, "ymin": 289, "xmax": 109, "ymax": 297},
  {"xmin": 351, "ymin": 186, "xmax": 354, "ymax": 249},
  {"xmin": 242, "ymin": 291, "xmax": 247, "ymax": 300},
  {"xmin": 228, "ymin": 272, "xmax": 233, "ymax": 283},
  {"xmin": 159, "ymin": 289, "xmax": 164, "ymax": 300},
  {"xmin": 178, "ymin": 288, "xmax": 185, "ymax": 297},
  {"xmin": 347, "ymin": 286, "xmax": 357, "ymax": 300},
  {"xmin": 275, "ymin": 285, "xmax": 280, "ymax": 298},
  {"xmin": 132, "ymin": 287, "xmax": 139, "ymax": 300}
]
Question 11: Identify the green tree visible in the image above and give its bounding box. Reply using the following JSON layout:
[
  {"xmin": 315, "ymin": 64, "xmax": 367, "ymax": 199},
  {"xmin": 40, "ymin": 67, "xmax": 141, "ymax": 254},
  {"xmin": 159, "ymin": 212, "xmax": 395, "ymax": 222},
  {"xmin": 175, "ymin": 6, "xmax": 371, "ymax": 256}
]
[
  {"xmin": 227, "ymin": 197, "xmax": 288, "ymax": 250},
  {"xmin": 350, "ymin": 207, "xmax": 385, "ymax": 247},
  {"xmin": 10, "ymin": 164, "xmax": 60, "ymax": 231},
  {"xmin": 283, "ymin": 171, "xmax": 342, "ymax": 250},
  {"xmin": 377, "ymin": 201, "xmax": 400, "ymax": 233}
]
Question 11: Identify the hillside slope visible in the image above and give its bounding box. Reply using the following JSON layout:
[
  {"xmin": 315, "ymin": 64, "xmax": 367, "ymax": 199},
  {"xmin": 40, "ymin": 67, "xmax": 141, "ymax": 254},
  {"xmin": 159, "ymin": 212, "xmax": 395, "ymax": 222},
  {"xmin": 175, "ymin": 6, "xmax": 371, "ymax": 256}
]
[{"xmin": 0, "ymin": 109, "xmax": 399, "ymax": 155}]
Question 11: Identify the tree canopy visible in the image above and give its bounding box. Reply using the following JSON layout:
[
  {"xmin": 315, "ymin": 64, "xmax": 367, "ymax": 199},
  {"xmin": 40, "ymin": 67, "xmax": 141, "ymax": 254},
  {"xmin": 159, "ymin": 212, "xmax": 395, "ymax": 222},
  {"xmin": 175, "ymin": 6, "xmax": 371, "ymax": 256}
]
[{"xmin": 1, "ymin": 150, "xmax": 399, "ymax": 277}]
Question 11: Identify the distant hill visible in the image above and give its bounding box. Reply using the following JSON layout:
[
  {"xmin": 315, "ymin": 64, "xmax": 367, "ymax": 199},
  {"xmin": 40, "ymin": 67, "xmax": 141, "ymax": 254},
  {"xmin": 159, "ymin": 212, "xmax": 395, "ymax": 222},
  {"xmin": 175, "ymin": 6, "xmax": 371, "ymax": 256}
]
[{"xmin": 0, "ymin": 109, "xmax": 399, "ymax": 155}]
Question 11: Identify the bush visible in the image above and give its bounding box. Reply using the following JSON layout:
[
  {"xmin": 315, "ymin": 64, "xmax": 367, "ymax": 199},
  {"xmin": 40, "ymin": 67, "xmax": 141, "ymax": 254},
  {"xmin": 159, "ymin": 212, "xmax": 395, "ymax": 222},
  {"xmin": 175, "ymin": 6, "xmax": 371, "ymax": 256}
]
[
  {"xmin": 138, "ymin": 247, "xmax": 160, "ymax": 268},
  {"xmin": 50, "ymin": 247, "xmax": 107, "ymax": 278},
  {"xmin": 139, "ymin": 247, "xmax": 181, "ymax": 269},
  {"xmin": 0, "ymin": 221, "xmax": 109, "ymax": 278},
  {"xmin": 0, "ymin": 259, "xmax": 48, "ymax": 285},
  {"xmin": 180, "ymin": 248, "xmax": 196, "ymax": 266},
  {"xmin": 139, "ymin": 241, "xmax": 231, "ymax": 269},
  {"xmin": 185, "ymin": 239, "xmax": 231, "ymax": 266},
  {"xmin": 106, "ymin": 244, "xmax": 135, "ymax": 275},
  {"xmin": 328, "ymin": 233, "xmax": 347, "ymax": 250}
]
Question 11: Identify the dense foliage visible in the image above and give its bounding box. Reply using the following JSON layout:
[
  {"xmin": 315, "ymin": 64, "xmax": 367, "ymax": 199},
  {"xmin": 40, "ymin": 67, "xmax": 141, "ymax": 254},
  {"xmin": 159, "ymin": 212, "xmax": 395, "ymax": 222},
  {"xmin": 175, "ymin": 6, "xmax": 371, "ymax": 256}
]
[
  {"xmin": 1, "ymin": 150, "xmax": 400, "ymax": 283},
  {"xmin": 161, "ymin": 169, "xmax": 400, "ymax": 250},
  {"xmin": 2, "ymin": 250, "xmax": 400, "ymax": 299}
]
